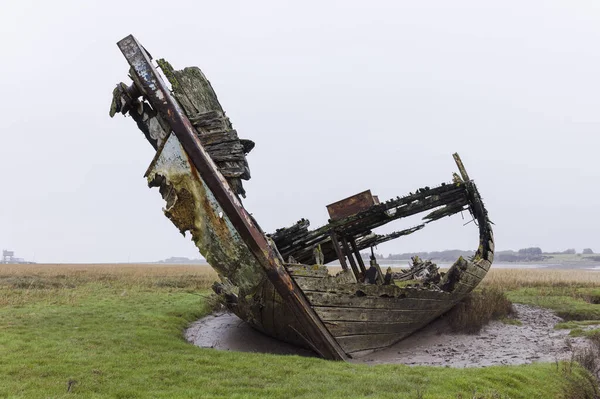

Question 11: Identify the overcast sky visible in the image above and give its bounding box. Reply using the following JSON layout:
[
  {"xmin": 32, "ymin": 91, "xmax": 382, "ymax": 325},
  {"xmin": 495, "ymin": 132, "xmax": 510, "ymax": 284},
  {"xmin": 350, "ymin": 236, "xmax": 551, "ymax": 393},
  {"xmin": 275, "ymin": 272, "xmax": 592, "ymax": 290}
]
[{"xmin": 1, "ymin": 0, "xmax": 599, "ymax": 263}]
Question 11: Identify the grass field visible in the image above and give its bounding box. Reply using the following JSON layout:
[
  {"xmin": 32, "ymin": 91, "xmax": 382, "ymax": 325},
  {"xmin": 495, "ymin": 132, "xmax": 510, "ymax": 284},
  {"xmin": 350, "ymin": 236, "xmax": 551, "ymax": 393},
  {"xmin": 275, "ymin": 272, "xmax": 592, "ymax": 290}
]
[{"xmin": 1, "ymin": 264, "xmax": 599, "ymax": 398}]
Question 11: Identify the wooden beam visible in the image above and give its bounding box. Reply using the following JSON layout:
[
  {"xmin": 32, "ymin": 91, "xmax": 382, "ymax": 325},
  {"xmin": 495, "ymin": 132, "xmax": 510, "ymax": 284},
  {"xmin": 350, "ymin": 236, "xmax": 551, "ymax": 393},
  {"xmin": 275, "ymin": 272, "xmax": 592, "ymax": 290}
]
[
  {"xmin": 350, "ymin": 238, "xmax": 367, "ymax": 274},
  {"xmin": 329, "ymin": 231, "xmax": 349, "ymax": 271},
  {"xmin": 453, "ymin": 153, "xmax": 471, "ymax": 182},
  {"xmin": 341, "ymin": 236, "xmax": 360, "ymax": 280}
]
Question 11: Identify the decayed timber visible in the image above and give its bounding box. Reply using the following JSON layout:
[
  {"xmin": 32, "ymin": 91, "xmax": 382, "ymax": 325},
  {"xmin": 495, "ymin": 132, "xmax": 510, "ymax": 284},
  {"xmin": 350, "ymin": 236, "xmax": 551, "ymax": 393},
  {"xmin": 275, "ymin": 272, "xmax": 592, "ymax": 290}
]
[
  {"xmin": 112, "ymin": 35, "xmax": 346, "ymax": 361},
  {"xmin": 111, "ymin": 34, "xmax": 495, "ymax": 360}
]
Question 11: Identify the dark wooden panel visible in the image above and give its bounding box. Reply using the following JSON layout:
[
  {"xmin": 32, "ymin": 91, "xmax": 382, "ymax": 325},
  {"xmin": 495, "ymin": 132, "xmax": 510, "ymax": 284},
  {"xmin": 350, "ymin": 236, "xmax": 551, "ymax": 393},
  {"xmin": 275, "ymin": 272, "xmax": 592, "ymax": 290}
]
[
  {"xmin": 305, "ymin": 292, "xmax": 446, "ymax": 311},
  {"xmin": 294, "ymin": 277, "xmax": 454, "ymax": 301},
  {"xmin": 451, "ymin": 280, "xmax": 478, "ymax": 295},
  {"xmin": 314, "ymin": 306, "xmax": 437, "ymax": 323}
]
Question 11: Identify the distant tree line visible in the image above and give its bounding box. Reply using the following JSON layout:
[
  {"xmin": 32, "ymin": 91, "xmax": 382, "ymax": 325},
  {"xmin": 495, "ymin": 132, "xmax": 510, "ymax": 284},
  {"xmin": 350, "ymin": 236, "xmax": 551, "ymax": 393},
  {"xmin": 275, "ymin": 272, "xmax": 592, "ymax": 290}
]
[{"xmin": 363, "ymin": 247, "xmax": 597, "ymax": 263}]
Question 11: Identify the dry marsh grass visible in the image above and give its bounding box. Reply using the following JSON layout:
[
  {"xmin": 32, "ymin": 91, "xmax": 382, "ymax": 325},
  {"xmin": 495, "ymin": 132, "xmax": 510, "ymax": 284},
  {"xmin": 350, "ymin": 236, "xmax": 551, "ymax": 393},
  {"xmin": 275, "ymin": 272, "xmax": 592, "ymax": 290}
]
[
  {"xmin": 0, "ymin": 263, "xmax": 218, "ymax": 306},
  {"xmin": 446, "ymin": 288, "xmax": 514, "ymax": 334},
  {"xmin": 0, "ymin": 263, "xmax": 217, "ymax": 286},
  {"xmin": 3, "ymin": 264, "xmax": 598, "ymax": 291},
  {"xmin": 482, "ymin": 268, "xmax": 600, "ymax": 290}
]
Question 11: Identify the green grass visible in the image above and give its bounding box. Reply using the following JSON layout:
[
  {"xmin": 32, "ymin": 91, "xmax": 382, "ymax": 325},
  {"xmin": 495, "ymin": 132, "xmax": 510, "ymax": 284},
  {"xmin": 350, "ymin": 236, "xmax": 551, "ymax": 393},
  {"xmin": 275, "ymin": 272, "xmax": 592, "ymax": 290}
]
[
  {"xmin": 568, "ymin": 328, "xmax": 600, "ymax": 338},
  {"xmin": 0, "ymin": 266, "xmax": 597, "ymax": 398},
  {"xmin": 500, "ymin": 317, "xmax": 522, "ymax": 326},
  {"xmin": 506, "ymin": 287, "xmax": 600, "ymax": 321},
  {"xmin": 0, "ymin": 281, "xmax": 585, "ymax": 397},
  {"xmin": 555, "ymin": 321, "xmax": 600, "ymax": 330}
]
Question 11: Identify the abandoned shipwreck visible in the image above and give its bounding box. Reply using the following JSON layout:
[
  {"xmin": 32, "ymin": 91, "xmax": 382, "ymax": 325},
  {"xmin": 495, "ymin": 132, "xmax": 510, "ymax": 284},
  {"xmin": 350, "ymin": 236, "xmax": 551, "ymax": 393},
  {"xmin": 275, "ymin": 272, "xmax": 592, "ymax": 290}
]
[{"xmin": 110, "ymin": 35, "xmax": 494, "ymax": 361}]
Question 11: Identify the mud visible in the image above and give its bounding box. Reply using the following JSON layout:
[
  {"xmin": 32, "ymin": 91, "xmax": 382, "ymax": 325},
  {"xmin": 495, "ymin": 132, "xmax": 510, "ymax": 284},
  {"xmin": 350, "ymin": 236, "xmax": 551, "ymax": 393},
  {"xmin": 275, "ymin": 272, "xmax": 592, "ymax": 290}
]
[
  {"xmin": 185, "ymin": 304, "xmax": 589, "ymax": 367},
  {"xmin": 185, "ymin": 312, "xmax": 316, "ymax": 357}
]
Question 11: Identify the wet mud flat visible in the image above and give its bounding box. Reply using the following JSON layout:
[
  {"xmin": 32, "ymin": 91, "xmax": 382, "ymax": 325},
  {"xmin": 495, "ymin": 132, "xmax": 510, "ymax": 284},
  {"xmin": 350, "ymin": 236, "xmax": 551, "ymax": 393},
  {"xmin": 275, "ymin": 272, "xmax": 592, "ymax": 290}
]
[{"xmin": 185, "ymin": 304, "xmax": 588, "ymax": 367}]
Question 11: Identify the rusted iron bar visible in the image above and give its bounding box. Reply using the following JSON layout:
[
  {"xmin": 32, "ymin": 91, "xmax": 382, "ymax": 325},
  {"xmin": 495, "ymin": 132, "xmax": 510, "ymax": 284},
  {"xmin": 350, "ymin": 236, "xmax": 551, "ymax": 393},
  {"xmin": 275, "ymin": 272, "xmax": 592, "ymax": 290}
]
[
  {"xmin": 329, "ymin": 231, "xmax": 349, "ymax": 272},
  {"xmin": 341, "ymin": 236, "xmax": 360, "ymax": 280},
  {"xmin": 349, "ymin": 237, "xmax": 367, "ymax": 274},
  {"xmin": 117, "ymin": 35, "xmax": 347, "ymax": 361},
  {"xmin": 453, "ymin": 153, "xmax": 471, "ymax": 182}
]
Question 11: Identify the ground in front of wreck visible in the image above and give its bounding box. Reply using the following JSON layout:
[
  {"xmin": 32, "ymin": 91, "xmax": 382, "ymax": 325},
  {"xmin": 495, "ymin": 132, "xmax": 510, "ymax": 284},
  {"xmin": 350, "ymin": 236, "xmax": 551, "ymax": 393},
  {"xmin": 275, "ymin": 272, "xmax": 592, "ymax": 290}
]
[{"xmin": 186, "ymin": 304, "xmax": 591, "ymax": 367}]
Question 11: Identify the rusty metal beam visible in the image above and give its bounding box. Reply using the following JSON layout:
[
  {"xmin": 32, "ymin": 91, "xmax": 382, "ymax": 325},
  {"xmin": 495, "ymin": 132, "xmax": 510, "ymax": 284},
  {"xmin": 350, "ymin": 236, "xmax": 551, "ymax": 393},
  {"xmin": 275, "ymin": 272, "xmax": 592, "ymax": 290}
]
[{"xmin": 117, "ymin": 35, "xmax": 347, "ymax": 361}]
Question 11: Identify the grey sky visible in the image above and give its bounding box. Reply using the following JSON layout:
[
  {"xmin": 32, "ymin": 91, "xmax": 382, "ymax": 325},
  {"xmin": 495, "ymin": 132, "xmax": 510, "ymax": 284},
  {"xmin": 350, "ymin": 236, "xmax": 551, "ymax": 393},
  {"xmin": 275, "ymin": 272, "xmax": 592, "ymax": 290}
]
[{"xmin": 1, "ymin": 0, "xmax": 598, "ymax": 263}]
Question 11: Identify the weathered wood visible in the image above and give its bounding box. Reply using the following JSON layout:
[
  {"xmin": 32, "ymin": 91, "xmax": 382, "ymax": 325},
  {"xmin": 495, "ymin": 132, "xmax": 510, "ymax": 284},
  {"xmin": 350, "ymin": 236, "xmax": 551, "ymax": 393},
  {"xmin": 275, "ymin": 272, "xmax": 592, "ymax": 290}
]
[
  {"xmin": 455, "ymin": 268, "xmax": 486, "ymax": 287},
  {"xmin": 314, "ymin": 306, "xmax": 437, "ymax": 323},
  {"xmin": 156, "ymin": 59, "xmax": 252, "ymax": 197},
  {"xmin": 453, "ymin": 153, "xmax": 471, "ymax": 182},
  {"xmin": 305, "ymin": 291, "xmax": 446, "ymax": 310},
  {"xmin": 259, "ymin": 281, "xmax": 276, "ymax": 335},
  {"xmin": 294, "ymin": 277, "xmax": 453, "ymax": 300},
  {"xmin": 355, "ymin": 225, "xmax": 425, "ymax": 251},
  {"xmin": 329, "ymin": 231, "xmax": 349, "ymax": 271},
  {"xmin": 118, "ymin": 38, "xmax": 347, "ymax": 360},
  {"xmin": 273, "ymin": 183, "xmax": 467, "ymax": 262},
  {"xmin": 114, "ymin": 39, "xmax": 495, "ymax": 360},
  {"xmin": 349, "ymin": 238, "xmax": 367, "ymax": 274},
  {"xmin": 341, "ymin": 236, "xmax": 360, "ymax": 279},
  {"xmin": 464, "ymin": 262, "xmax": 488, "ymax": 279},
  {"xmin": 285, "ymin": 264, "xmax": 329, "ymax": 278},
  {"xmin": 486, "ymin": 250, "xmax": 494, "ymax": 264},
  {"xmin": 423, "ymin": 199, "xmax": 468, "ymax": 221}
]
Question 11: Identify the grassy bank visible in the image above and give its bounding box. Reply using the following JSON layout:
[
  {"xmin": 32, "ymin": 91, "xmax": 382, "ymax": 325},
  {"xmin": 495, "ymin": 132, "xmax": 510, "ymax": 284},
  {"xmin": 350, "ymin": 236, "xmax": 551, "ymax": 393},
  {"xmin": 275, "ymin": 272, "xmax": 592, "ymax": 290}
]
[
  {"xmin": 481, "ymin": 268, "xmax": 600, "ymax": 334},
  {"xmin": 0, "ymin": 264, "xmax": 598, "ymax": 398}
]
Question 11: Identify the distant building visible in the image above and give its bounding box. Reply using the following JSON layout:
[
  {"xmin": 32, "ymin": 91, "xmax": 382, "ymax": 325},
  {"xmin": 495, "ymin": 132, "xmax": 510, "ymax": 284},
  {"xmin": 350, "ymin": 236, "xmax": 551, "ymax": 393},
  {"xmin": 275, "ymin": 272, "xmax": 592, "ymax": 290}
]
[{"xmin": 1, "ymin": 250, "xmax": 33, "ymax": 264}]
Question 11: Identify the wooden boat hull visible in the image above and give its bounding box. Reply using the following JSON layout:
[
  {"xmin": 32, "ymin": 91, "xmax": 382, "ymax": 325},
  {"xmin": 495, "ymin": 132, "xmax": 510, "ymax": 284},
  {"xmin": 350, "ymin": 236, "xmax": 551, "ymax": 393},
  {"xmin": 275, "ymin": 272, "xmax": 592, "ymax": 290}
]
[{"xmin": 111, "ymin": 35, "xmax": 494, "ymax": 359}]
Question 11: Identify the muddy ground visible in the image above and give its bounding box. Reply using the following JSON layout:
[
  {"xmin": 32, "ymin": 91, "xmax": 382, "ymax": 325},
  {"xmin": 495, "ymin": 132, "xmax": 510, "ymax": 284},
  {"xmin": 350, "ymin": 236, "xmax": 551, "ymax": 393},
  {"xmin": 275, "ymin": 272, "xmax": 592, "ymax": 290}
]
[{"xmin": 185, "ymin": 304, "xmax": 589, "ymax": 367}]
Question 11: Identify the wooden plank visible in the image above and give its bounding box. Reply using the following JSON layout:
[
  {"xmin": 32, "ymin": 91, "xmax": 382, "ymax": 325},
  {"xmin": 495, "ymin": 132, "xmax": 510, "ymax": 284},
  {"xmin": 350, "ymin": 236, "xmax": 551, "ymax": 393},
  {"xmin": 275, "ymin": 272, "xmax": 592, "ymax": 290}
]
[
  {"xmin": 305, "ymin": 291, "xmax": 446, "ymax": 311},
  {"xmin": 451, "ymin": 280, "xmax": 478, "ymax": 295},
  {"xmin": 457, "ymin": 269, "xmax": 486, "ymax": 287},
  {"xmin": 294, "ymin": 277, "xmax": 454, "ymax": 300},
  {"xmin": 198, "ymin": 129, "xmax": 239, "ymax": 146},
  {"xmin": 476, "ymin": 259, "xmax": 491, "ymax": 271},
  {"xmin": 259, "ymin": 282, "xmax": 275, "ymax": 334},
  {"xmin": 474, "ymin": 259, "xmax": 492, "ymax": 273},
  {"xmin": 350, "ymin": 238, "xmax": 367, "ymax": 274},
  {"xmin": 453, "ymin": 153, "xmax": 471, "ymax": 182},
  {"xmin": 486, "ymin": 250, "xmax": 494, "ymax": 264},
  {"xmin": 464, "ymin": 262, "xmax": 488, "ymax": 279},
  {"xmin": 314, "ymin": 306, "xmax": 437, "ymax": 323},
  {"xmin": 329, "ymin": 231, "xmax": 349, "ymax": 271},
  {"xmin": 341, "ymin": 237, "xmax": 360, "ymax": 279}
]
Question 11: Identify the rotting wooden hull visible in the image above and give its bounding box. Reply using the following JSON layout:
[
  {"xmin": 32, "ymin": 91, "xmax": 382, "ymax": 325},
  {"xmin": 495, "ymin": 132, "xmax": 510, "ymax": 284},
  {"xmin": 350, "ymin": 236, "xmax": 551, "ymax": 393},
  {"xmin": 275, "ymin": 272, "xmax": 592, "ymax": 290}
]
[
  {"xmin": 110, "ymin": 35, "xmax": 494, "ymax": 360},
  {"xmin": 217, "ymin": 179, "xmax": 493, "ymax": 356}
]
